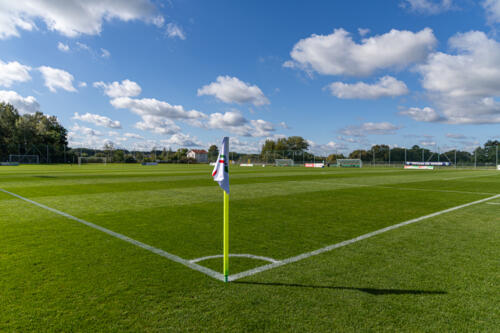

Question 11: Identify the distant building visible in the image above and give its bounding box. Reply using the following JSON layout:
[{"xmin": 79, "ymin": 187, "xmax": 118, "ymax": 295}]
[{"xmin": 187, "ymin": 149, "xmax": 208, "ymax": 162}]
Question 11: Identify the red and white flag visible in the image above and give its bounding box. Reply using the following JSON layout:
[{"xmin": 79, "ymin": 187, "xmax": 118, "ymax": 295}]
[{"xmin": 212, "ymin": 137, "xmax": 229, "ymax": 194}]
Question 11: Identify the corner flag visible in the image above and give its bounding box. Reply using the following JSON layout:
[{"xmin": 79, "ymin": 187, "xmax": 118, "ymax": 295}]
[
  {"xmin": 212, "ymin": 137, "xmax": 230, "ymax": 282},
  {"xmin": 212, "ymin": 137, "xmax": 229, "ymax": 194}
]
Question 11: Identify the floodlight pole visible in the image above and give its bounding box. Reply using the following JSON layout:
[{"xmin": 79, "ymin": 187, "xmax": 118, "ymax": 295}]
[
  {"xmin": 388, "ymin": 147, "xmax": 391, "ymax": 167},
  {"xmin": 404, "ymin": 148, "xmax": 407, "ymax": 165},
  {"xmin": 454, "ymin": 150, "xmax": 457, "ymax": 168},
  {"xmin": 474, "ymin": 150, "xmax": 477, "ymax": 169},
  {"xmin": 422, "ymin": 149, "xmax": 424, "ymax": 162}
]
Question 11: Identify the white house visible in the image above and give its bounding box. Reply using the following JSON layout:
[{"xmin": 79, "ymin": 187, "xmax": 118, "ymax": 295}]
[{"xmin": 187, "ymin": 149, "xmax": 208, "ymax": 162}]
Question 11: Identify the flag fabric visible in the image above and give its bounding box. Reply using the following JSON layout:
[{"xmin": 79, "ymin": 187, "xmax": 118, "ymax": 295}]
[{"xmin": 212, "ymin": 137, "xmax": 229, "ymax": 194}]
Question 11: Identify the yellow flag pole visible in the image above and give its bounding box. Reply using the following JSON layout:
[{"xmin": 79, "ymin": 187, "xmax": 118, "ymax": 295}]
[{"xmin": 223, "ymin": 191, "xmax": 229, "ymax": 282}]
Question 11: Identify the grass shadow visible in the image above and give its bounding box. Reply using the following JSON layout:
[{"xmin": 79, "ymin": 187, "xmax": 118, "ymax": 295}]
[{"xmin": 233, "ymin": 281, "xmax": 447, "ymax": 296}]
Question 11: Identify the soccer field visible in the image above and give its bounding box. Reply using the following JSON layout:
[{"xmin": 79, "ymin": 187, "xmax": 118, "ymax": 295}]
[{"xmin": 1, "ymin": 164, "xmax": 499, "ymax": 331}]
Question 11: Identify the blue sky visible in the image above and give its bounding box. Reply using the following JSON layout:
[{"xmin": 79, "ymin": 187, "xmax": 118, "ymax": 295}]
[{"xmin": 1, "ymin": 0, "xmax": 500, "ymax": 154}]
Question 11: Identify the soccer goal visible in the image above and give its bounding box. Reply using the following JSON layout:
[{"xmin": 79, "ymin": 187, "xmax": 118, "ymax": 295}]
[
  {"xmin": 337, "ymin": 159, "xmax": 362, "ymax": 168},
  {"xmin": 78, "ymin": 156, "xmax": 107, "ymax": 166},
  {"xmin": 275, "ymin": 159, "xmax": 294, "ymax": 167},
  {"xmin": 9, "ymin": 154, "xmax": 39, "ymax": 164}
]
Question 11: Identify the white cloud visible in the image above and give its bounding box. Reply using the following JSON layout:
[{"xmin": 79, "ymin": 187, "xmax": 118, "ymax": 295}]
[
  {"xmin": 206, "ymin": 110, "xmax": 275, "ymax": 137},
  {"xmin": 339, "ymin": 122, "xmax": 401, "ymax": 137},
  {"xmin": 0, "ymin": 59, "xmax": 31, "ymax": 87},
  {"xmin": 358, "ymin": 28, "xmax": 370, "ymax": 36},
  {"xmin": 284, "ymin": 28, "xmax": 436, "ymax": 76},
  {"xmin": 0, "ymin": 0, "xmax": 164, "ymax": 39},
  {"xmin": 229, "ymin": 137, "xmax": 260, "ymax": 153},
  {"xmin": 483, "ymin": 0, "xmax": 500, "ymax": 24},
  {"xmin": 69, "ymin": 123, "xmax": 103, "ymax": 137},
  {"xmin": 197, "ymin": 76, "xmax": 270, "ymax": 106},
  {"xmin": 73, "ymin": 112, "xmax": 121, "ymax": 129},
  {"xmin": 111, "ymin": 96, "xmax": 206, "ymax": 121},
  {"xmin": 94, "ymin": 79, "xmax": 141, "ymax": 98},
  {"xmin": 420, "ymin": 140, "xmax": 437, "ymax": 146},
  {"xmin": 135, "ymin": 115, "xmax": 181, "ymax": 135},
  {"xmin": 124, "ymin": 132, "xmax": 144, "ymax": 139},
  {"xmin": 38, "ymin": 66, "xmax": 76, "ymax": 92},
  {"xmin": 100, "ymin": 48, "xmax": 111, "ymax": 58},
  {"xmin": 307, "ymin": 140, "xmax": 348, "ymax": 154},
  {"xmin": 400, "ymin": 0, "xmax": 453, "ymax": 14},
  {"xmin": 250, "ymin": 119, "xmax": 275, "ymax": 137},
  {"xmin": 0, "ymin": 90, "xmax": 40, "ymax": 114},
  {"xmin": 399, "ymin": 106, "xmax": 443, "ymax": 122},
  {"xmin": 57, "ymin": 41, "xmax": 69, "ymax": 52},
  {"xmin": 161, "ymin": 133, "xmax": 202, "ymax": 147},
  {"xmin": 76, "ymin": 42, "xmax": 90, "ymax": 51},
  {"xmin": 279, "ymin": 121, "xmax": 289, "ymax": 129},
  {"xmin": 416, "ymin": 31, "xmax": 500, "ymax": 124},
  {"xmin": 328, "ymin": 76, "xmax": 408, "ymax": 99},
  {"xmin": 166, "ymin": 22, "xmax": 186, "ymax": 40},
  {"xmin": 78, "ymin": 81, "xmax": 87, "ymax": 88}
]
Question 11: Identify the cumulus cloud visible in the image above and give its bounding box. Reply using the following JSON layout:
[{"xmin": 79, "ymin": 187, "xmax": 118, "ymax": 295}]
[
  {"xmin": 197, "ymin": 76, "xmax": 270, "ymax": 106},
  {"xmin": 400, "ymin": 0, "xmax": 453, "ymax": 15},
  {"xmin": 135, "ymin": 115, "xmax": 181, "ymax": 135},
  {"xmin": 0, "ymin": 90, "xmax": 40, "ymax": 114},
  {"xmin": 399, "ymin": 106, "xmax": 443, "ymax": 122},
  {"xmin": 161, "ymin": 133, "xmax": 202, "ymax": 147},
  {"xmin": 358, "ymin": 28, "xmax": 370, "ymax": 36},
  {"xmin": 57, "ymin": 42, "xmax": 69, "ymax": 52},
  {"xmin": 69, "ymin": 123, "xmax": 103, "ymax": 137},
  {"xmin": 0, "ymin": 59, "xmax": 31, "ymax": 87},
  {"xmin": 94, "ymin": 79, "xmax": 141, "ymax": 98},
  {"xmin": 307, "ymin": 140, "xmax": 348, "ymax": 154},
  {"xmin": 73, "ymin": 112, "xmax": 121, "ymax": 129},
  {"xmin": 38, "ymin": 66, "xmax": 76, "ymax": 92},
  {"xmin": 166, "ymin": 23, "xmax": 186, "ymax": 40},
  {"xmin": 482, "ymin": 0, "xmax": 500, "ymax": 24},
  {"xmin": 111, "ymin": 96, "xmax": 206, "ymax": 120},
  {"xmin": 415, "ymin": 31, "xmax": 500, "ymax": 124},
  {"xmin": 78, "ymin": 82, "xmax": 87, "ymax": 88},
  {"xmin": 206, "ymin": 110, "xmax": 275, "ymax": 137},
  {"xmin": 0, "ymin": 0, "xmax": 164, "ymax": 39},
  {"xmin": 124, "ymin": 132, "xmax": 144, "ymax": 139},
  {"xmin": 328, "ymin": 76, "xmax": 408, "ymax": 99},
  {"xmin": 284, "ymin": 28, "xmax": 436, "ymax": 76},
  {"xmin": 339, "ymin": 122, "xmax": 401, "ymax": 137}
]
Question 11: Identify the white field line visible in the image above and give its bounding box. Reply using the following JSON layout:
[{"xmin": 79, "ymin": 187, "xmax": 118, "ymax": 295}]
[
  {"xmin": 190, "ymin": 254, "xmax": 280, "ymax": 264},
  {"xmin": 318, "ymin": 181, "xmax": 496, "ymax": 196},
  {"xmin": 0, "ymin": 188, "xmax": 225, "ymax": 282},
  {"xmin": 442, "ymin": 172, "xmax": 499, "ymax": 181},
  {"xmin": 228, "ymin": 193, "xmax": 500, "ymax": 282}
]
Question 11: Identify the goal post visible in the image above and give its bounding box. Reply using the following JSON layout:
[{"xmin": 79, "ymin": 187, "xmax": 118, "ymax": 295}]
[
  {"xmin": 9, "ymin": 154, "xmax": 39, "ymax": 164},
  {"xmin": 337, "ymin": 159, "xmax": 362, "ymax": 168},
  {"xmin": 275, "ymin": 159, "xmax": 294, "ymax": 167},
  {"xmin": 78, "ymin": 156, "xmax": 107, "ymax": 166}
]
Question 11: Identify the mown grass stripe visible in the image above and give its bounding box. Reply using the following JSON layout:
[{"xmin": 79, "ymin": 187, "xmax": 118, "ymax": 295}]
[
  {"xmin": 228, "ymin": 193, "xmax": 500, "ymax": 282},
  {"xmin": 0, "ymin": 188, "xmax": 225, "ymax": 282}
]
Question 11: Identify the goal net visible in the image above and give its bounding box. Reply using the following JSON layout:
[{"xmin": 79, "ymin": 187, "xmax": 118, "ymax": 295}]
[
  {"xmin": 9, "ymin": 154, "xmax": 39, "ymax": 164},
  {"xmin": 275, "ymin": 159, "xmax": 294, "ymax": 167},
  {"xmin": 78, "ymin": 156, "xmax": 107, "ymax": 165},
  {"xmin": 337, "ymin": 159, "xmax": 362, "ymax": 168}
]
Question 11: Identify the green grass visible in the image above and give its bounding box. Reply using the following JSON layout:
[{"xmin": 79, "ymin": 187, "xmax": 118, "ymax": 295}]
[{"xmin": 0, "ymin": 164, "xmax": 499, "ymax": 331}]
